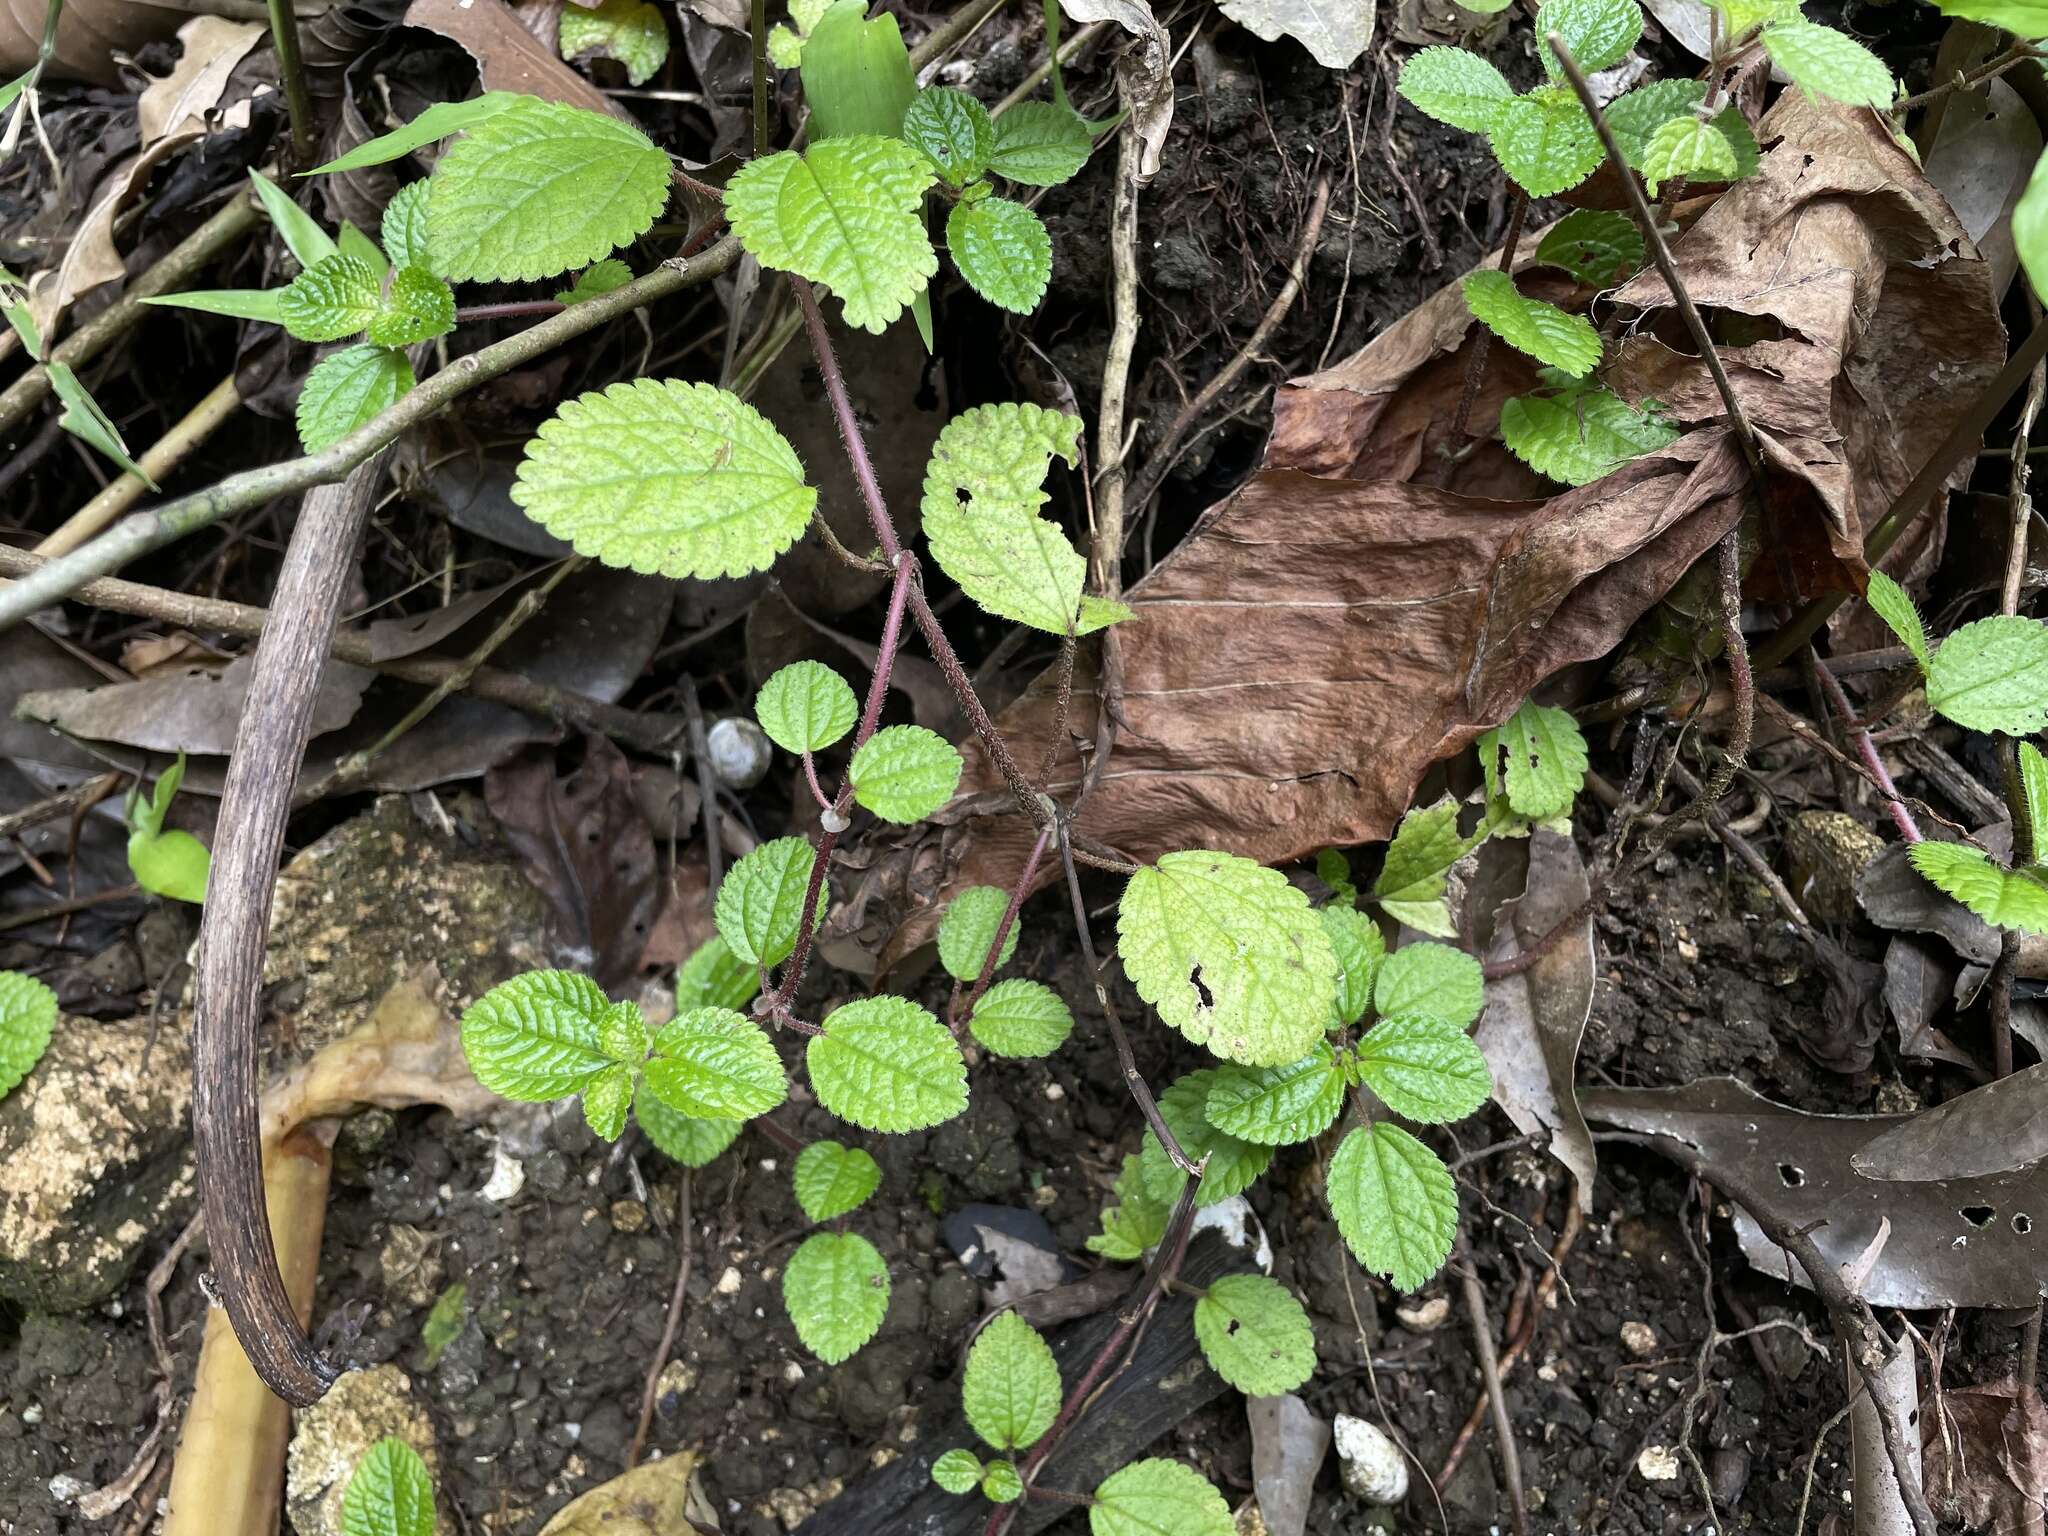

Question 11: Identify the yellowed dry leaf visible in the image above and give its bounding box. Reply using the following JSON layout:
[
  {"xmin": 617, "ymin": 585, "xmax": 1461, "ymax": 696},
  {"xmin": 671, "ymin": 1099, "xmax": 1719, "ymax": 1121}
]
[{"xmin": 137, "ymin": 15, "xmax": 265, "ymax": 146}]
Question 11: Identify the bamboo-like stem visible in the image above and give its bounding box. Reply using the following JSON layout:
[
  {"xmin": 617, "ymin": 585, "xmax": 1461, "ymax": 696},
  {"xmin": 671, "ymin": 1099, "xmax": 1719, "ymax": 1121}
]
[
  {"xmin": 35, "ymin": 374, "xmax": 241, "ymax": 558},
  {"xmin": 265, "ymin": 0, "xmax": 316, "ymax": 163}
]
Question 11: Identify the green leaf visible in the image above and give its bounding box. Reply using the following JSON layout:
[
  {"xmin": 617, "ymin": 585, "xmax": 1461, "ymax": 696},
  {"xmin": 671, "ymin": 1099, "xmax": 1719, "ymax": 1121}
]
[
  {"xmin": 1639, "ymin": 114, "xmax": 1739, "ymax": 197},
  {"xmin": 1322, "ymin": 905, "xmax": 1384, "ymax": 1028},
  {"xmin": 987, "ymin": 101, "xmax": 1093, "ymax": 186},
  {"xmin": 308, "ymin": 93, "xmax": 524, "ymax": 175},
  {"xmin": 1326, "ymin": 1123, "xmax": 1458, "ymax": 1289},
  {"xmin": 45, "ymin": 363, "xmax": 153, "ymax": 487},
  {"xmin": 511, "ymin": 378, "xmax": 816, "ymax": 580},
  {"xmin": 1909, "ymin": 841, "xmax": 2048, "ymax": 936},
  {"xmin": 250, "ymin": 170, "xmax": 339, "ymax": 269},
  {"xmin": 420, "ymin": 1282, "xmax": 467, "ymax": 1368},
  {"xmin": 1930, "ymin": 0, "xmax": 2048, "ymax": 35},
  {"xmin": 1119, "ymin": 850, "xmax": 1337, "ymax": 1067},
  {"xmin": 1462, "ymin": 269, "xmax": 1600, "ymax": 378},
  {"xmin": 1500, "ymin": 384, "xmax": 1678, "ymax": 486},
  {"xmin": 128, "ymin": 825, "xmax": 209, "ymax": 903},
  {"xmin": 427, "ymin": 96, "xmax": 671, "ymax": 282},
  {"xmin": 947, "ymin": 197, "xmax": 1052, "ymax": 314},
  {"xmin": 677, "ymin": 934, "xmax": 759, "ymax": 1011},
  {"xmin": 460, "ymin": 970, "xmax": 618, "ymax": 1101},
  {"xmin": 1602, "ymin": 77, "xmax": 1706, "ymax": 167},
  {"xmin": 297, "ymin": 345, "xmax": 413, "ymax": 454},
  {"xmin": 2022, "ymin": 744, "xmax": 2048, "ymax": 847},
  {"xmin": 1086, "ymin": 1153, "xmax": 1169, "ymax": 1261},
  {"xmin": 278, "ymin": 254, "xmax": 381, "ymax": 342},
  {"xmin": 635, "ymin": 1085, "xmax": 746, "ymax": 1165},
  {"xmin": 1396, "ymin": 45, "xmax": 1514, "ymax": 133},
  {"xmin": 969, "ymin": 978, "xmax": 1073, "ymax": 1058},
  {"xmin": 601, "ymin": 1001, "xmax": 653, "ymax": 1067},
  {"xmin": 1374, "ymin": 941, "xmax": 1484, "ymax": 1028},
  {"xmin": 768, "ymin": 0, "xmax": 833, "ymax": 66},
  {"xmin": 554, "ymin": 257, "xmax": 635, "ymax": 305},
  {"xmin": 726, "ymin": 138, "xmax": 937, "ymax": 333},
  {"xmin": 1538, "ymin": 0, "xmax": 1644, "ymax": 76},
  {"xmin": 1711, "ymin": 105, "xmax": 1762, "ymax": 181},
  {"xmin": 559, "ymin": 0, "xmax": 670, "ymax": 85},
  {"xmin": 1372, "ymin": 796, "xmax": 1465, "ymax": 906},
  {"xmin": 981, "ymin": 1462, "xmax": 1023, "ymax": 1503},
  {"xmin": 1863, "ymin": 569, "xmax": 1930, "ymax": 674},
  {"xmin": 1490, "ymin": 86, "xmax": 1602, "ymax": 198},
  {"xmin": 340, "ymin": 1438, "xmax": 436, "ymax": 1536},
  {"xmin": 381, "ymin": 182, "xmax": 433, "ymax": 270},
  {"xmin": 800, "ymin": 0, "xmax": 916, "ymax": 141},
  {"xmin": 807, "ymin": 995, "xmax": 968, "ymax": 1131},
  {"xmin": 0, "ymin": 971, "xmax": 57, "ymax": 1099},
  {"xmin": 793, "ymin": 1139, "xmax": 882, "ymax": 1221},
  {"xmin": 1191, "ymin": 1273, "xmax": 1316, "ymax": 1395},
  {"xmin": 1716, "ymin": 0, "xmax": 1801, "ymax": 31},
  {"xmin": 1317, "ymin": 847, "xmax": 1357, "ymax": 907},
  {"xmin": 365, "ymin": 267, "xmax": 456, "ymax": 347},
  {"xmin": 903, "ymin": 86, "xmax": 993, "ymax": 185},
  {"xmin": 937, "ymin": 885, "xmax": 1020, "ymax": 982},
  {"xmin": 2021, "ymin": 144, "xmax": 2048, "ymax": 307},
  {"xmin": 643, "ymin": 1007, "xmax": 788, "ymax": 1119},
  {"xmin": 1140, "ymin": 1068, "xmax": 1274, "ymax": 1206},
  {"xmin": 714, "ymin": 836, "xmax": 823, "ymax": 968},
  {"xmin": 338, "ymin": 222, "xmax": 389, "ymax": 277},
  {"xmin": 1477, "ymin": 698, "xmax": 1588, "ymax": 817},
  {"xmin": 931, "ymin": 1448, "xmax": 984, "ymax": 1495},
  {"xmin": 756, "ymin": 660, "xmax": 859, "ymax": 755},
  {"xmin": 581, "ymin": 1062, "xmax": 635, "ymax": 1140},
  {"xmin": 1926, "ymin": 616, "xmax": 2048, "ymax": 734},
  {"xmin": 1532, "ymin": 208, "xmax": 1644, "ymax": 287},
  {"xmin": 143, "ymin": 288, "xmax": 287, "ymax": 324},
  {"xmin": 849, "ymin": 724, "xmax": 963, "ymax": 823},
  {"xmin": 1355, "ymin": 1014, "xmax": 1492, "ymax": 1123},
  {"xmin": 1760, "ymin": 19, "xmax": 1894, "ymax": 108},
  {"xmin": 1202, "ymin": 1045, "xmax": 1345, "ymax": 1146},
  {"xmin": 783, "ymin": 1230, "xmax": 890, "ymax": 1362},
  {"xmin": 962, "ymin": 1311, "xmax": 1062, "ymax": 1452},
  {"xmin": 1090, "ymin": 1460, "xmax": 1234, "ymax": 1536}
]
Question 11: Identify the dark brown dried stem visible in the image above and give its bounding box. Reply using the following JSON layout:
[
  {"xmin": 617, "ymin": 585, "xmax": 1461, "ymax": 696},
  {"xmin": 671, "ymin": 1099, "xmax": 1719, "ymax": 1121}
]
[
  {"xmin": 627, "ymin": 1168, "xmax": 692, "ymax": 1468},
  {"xmin": 1459, "ymin": 1261, "xmax": 1529, "ymax": 1536},
  {"xmin": 1442, "ymin": 189, "xmax": 1528, "ymax": 463}
]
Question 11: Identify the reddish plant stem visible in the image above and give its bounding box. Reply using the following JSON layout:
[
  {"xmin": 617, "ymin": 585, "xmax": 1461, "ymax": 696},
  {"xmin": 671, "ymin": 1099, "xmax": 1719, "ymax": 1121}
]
[
  {"xmin": 800, "ymin": 749, "xmax": 831, "ymax": 811},
  {"xmin": 1814, "ymin": 658, "xmax": 1921, "ymax": 843},
  {"xmin": 957, "ymin": 823, "xmax": 1054, "ymax": 1026}
]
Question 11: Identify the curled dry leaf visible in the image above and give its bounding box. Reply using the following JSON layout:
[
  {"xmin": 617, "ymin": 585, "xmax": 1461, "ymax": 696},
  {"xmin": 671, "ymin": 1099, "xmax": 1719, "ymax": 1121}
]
[
  {"xmin": 1217, "ymin": 0, "xmax": 1372, "ymax": 70},
  {"xmin": 0, "ymin": 0, "xmax": 188, "ymax": 81},
  {"xmin": 136, "ymin": 16, "xmax": 267, "ymax": 146},
  {"xmin": 1055, "ymin": 0, "xmax": 1171, "ymax": 175},
  {"xmin": 1851, "ymin": 1063, "xmax": 2048, "ymax": 1182},
  {"xmin": 1921, "ymin": 1378, "xmax": 2048, "ymax": 1536},
  {"xmin": 535, "ymin": 1449, "xmax": 721, "ymax": 1534}
]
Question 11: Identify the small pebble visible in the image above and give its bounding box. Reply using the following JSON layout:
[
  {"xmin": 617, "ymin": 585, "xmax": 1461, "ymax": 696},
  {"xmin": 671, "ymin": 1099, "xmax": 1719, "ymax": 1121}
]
[
  {"xmin": 1637, "ymin": 1445, "xmax": 1681, "ymax": 1483},
  {"xmin": 1333, "ymin": 1414, "xmax": 1408, "ymax": 1503},
  {"xmin": 1620, "ymin": 1320, "xmax": 1659, "ymax": 1357},
  {"xmin": 1396, "ymin": 1296, "xmax": 1451, "ymax": 1332}
]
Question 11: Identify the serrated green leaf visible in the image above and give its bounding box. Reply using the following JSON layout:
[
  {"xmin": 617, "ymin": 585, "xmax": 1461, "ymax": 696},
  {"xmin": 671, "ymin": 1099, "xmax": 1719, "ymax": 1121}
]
[
  {"xmin": 1761, "ymin": 19, "xmax": 1894, "ymax": 108},
  {"xmin": 251, "ymin": 170, "xmax": 339, "ymax": 269},
  {"xmin": 1327, "ymin": 1123, "xmax": 1458, "ymax": 1289},
  {"xmin": 297, "ymin": 345, "xmax": 414, "ymax": 454},
  {"xmin": 340, "ymin": 1438, "xmax": 436, "ymax": 1536},
  {"xmin": 1639, "ymin": 114, "xmax": 1739, "ymax": 197},
  {"xmin": 1373, "ymin": 796, "xmax": 1464, "ymax": 905},
  {"xmin": 1711, "ymin": 106, "xmax": 1761, "ymax": 181},
  {"xmin": 807, "ymin": 995, "xmax": 967, "ymax": 1131},
  {"xmin": 1322, "ymin": 905, "xmax": 1385, "ymax": 1028},
  {"xmin": 968, "ymin": 978, "xmax": 1074, "ymax": 1058},
  {"xmin": 635, "ymin": 1084, "xmax": 746, "ymax": 1165},
  {"xmin": 725, "ymin": 138, "xmax": 937, "ymax": 333},
  {"xmin": 420, "ymin": 1282, "xmax": 467, "ymax": 1369},
  {"xmin": 644, "ymin": 1007, "xmax": 788, "ymax": 1119},
  {"xmin": 793, "ymin": 1139, "xmax": 883, "ymax": 1221},
  {"xmin": 381, "ymin": 182, "xmax": 432, "ymax": 270},
  {"xmin": 987, "ymin": 100, "xmax": 1093, "ymax": 186},
  {"xmin": 581, "ymin": 1061, "xmax": 635, "ymax": 1140},
  {"xmin": 1926, "ymin": 616, "xmax": 2048, "ymax": 734},
  {"xmin": 1202, "ymin": 1045, "xmax": 1344, "ymax": 1146},
  {"xmin": 1090, "ymin": 1460, "xmax": 1234, "ymax": 1536},
  {"xmin": 1602, "ymin": 77, "xmax": 1706, "ymax": 167},
  {"xmin": 981, "ymin": 1461, "xmax": 1023, "ymax": 1502},
  {"xmin": 427, "ymin": 96, "xmax": 671, "ymax": 282},
  {"xmin": 1355, "ymin": 1014, "xmax": 1492, "ymax": 1123},
  {"xmin": 143, "ymin": 287, "xmax": 287, "ymax": 324},
  {"xmin": 1374, "ymin": 941, "xmax": 1484, "ymax": 1028},
  {"xmin": 1533, "ymin": 208, "xmax": 1644, "ymax": 287},
  {"xmin": 801, "ymin": 0, "xmax": 916, "ymax": 140},
  {"xmin": 1462, "ymin": 270, "xmax": 1601, "ymax": 378},
  {"xmin": 1490, "ymin": 86, "xmax": 1603, "ymax": 198},
  {"xmin": 1863, "ymin": 570, "xmax": 1929, "ymax": 674},
  {"xmin": 756, "ymin": 660, "xmax": 858, "ymax": 755},
  {"xmin": 947, "ymin": 197, "xmax": 1051, "ymax": 314},
  {"xmin": 279, "ymin": 253, "xmax": 382, "ymax": 342},
  {"xmin": 1716, "ymin": 0, "xmax": 1801, "ymax": 31},
  {"xmin": 1930, "ymin": 0, "xmax": 2048, "ymax": 34},
  {"xmin": 936, "ymin": 885, "xmax": 1020, "ymax": 982},
  {"xmin": 0, "ymin": 971, "xmax": 56, "ymax": 1099},
  {"xmin": 850, "ymin": 724, "xmax": 963, "ymax": 823},
  {"xmin": 1538, "ymin": 0, "xmax": 1644, "ymax": 77},
  {"xmin": 2022, "ymin": 744, "xmax": 2048, "ymax": 847},
  {"xmin": 555, "ymin": 257, "xmax": 635, "ymax": 305},
  {"xmin": 308, "ymin": 92, "xmax": 524, "ymax": 175},
  {"xmin": 1477, "ymin": 698, "xmax": 1588, "ymax": 817},
  {"xmin": 367, "ymin": 267, "xmax": 456, "ymax": 347},
  {"xmin": 1396, "ymin": 45, "xmax": 1514, "ymax": 133},
  {"xmin": 1087, "ymin": 1153, "xmax": 1169, "ymax": 1261},
  {"xmin": 1192, "ymin": 1273, "xmax": 1316, "ymax": 1395},
  {"xmin": 903, "ymin": 86, "xmax": 993, "ymax": 184},
  {"xmin": 677, "ymin": 934, "xmax": 759, "ymax": 1012},
  {"xmin": 1909, "ymin": 841, "xmax": 2048, "ymax": 936},
  {"xmin": 1140, "ymin": 1068, "xmax": 1274, "ymax": 1206},
  {"xmin": 559, "ymin": 0, "xmax": 670, "ymax": 85},
  {"xmin": 962, "ymin": 1310, "xmax": 1061, "ymax": 1451},
  {"xmin": 784, "ymin": 1230, "xmax": 890, "ymax": 1362},
  {"xmin": 1500, "ymin": 384, "xmax": 1678, "ymax": 486},
  {"xmin": 512, "ymin": 378, "xmax": 816, "ymax": 580},
  {"xmin": 459, "ymin": 970, "xmax": 616, "ymax": 1101},
  {"xmin": 714, "ymin": 836, "xmax": 824, "ymax": 968},
  {"xmin": 931, "ymin": 1448, "xmax": 984, "ymax": 1494}
]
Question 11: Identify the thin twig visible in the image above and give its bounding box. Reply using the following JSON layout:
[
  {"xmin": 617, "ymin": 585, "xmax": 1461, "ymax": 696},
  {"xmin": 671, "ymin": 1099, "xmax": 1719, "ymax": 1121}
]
[
  {"xmin": 0, "ymin": 771, "xmax": 121, "ymax": 842},
  {"xmin": 1443, "ymin": 189, "xmax": 1528, "ymax": 459},
  {"xmin": 627, "ymin": 1168, "xmax": 693, "ymax": 1467},
  {"xmin": 1813, "ymin": 659, "xmax": 1920, "ymax": 842},
  {"xmin": 1459, "ymin": 1261, "xmax": 1529, "ymax": 1536},
  {"xmin": 957, "ymin": 823, "xmax": 1053, "ymax": 1026}
]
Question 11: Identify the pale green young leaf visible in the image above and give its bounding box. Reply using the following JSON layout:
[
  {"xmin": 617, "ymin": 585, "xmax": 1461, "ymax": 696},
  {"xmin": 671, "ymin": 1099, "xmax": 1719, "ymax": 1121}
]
[
  {"xmin": 381, "ymin": 182, "xmax": 432, "ymax": 270},
  {"xmin": 1086, "ymin": 1153, "xmax": 1169, "ymax": 1261},
  {"xmin": 1538, "ymin": 0, "xmax": 1644, "ymax": 78},
  {"xmin": 1863, "ymin": 570, "xmax": 1930, "ymax": 674},
  {"xmin": 968, "ymin": 978, "xmax": 1073, "ymax": 1058},
  {"xmin": 801, "ymin": 0, "xmax": 915, "ymax": 140},
  {"xmin": 1928, "ymin": 0, "xmax": 2048, "ymax": 33},
  {"xmin": 0, "ymin": 971, "xmax": 56, "ymax": 1098},
  {"xmin": 850, "ymin": 724, "xmax": 963, "ymax": 823},
  {"xmin": 1326, "ymin": 1123, "xmax": 1459, "ymax": 1290},
  {"xmin": 1375, "ymin": 941, "xmax": 1484, "ymax": 1028},
  {"xmin": 1191, "ymin": 1273, "xmax": 1316, "ymax": 1395},
  {"xmin": 1202, "ymin": 1045, "xmax": 1345, "ymax": 1146},
  {"xmin": 427, "ymin": 97, "xmax": 671, "ymax": 282},
  {"xmin": 1639, "ymin": 114, "xmax": 1739, "ymax": 197},
  {"xmin": 554, "ymin": 258, "xmax": 635, "ymax": 305},
  {"xmin": 807, "ymin": 995, "xmax": 968, "ymax": 1131},
  {"xmin": 1372, "ymin": 796, "xmax": 1464, "ymax": 905},
  {"xmin": 714, "ymin": 836, "xmax": 824, "ymax": 968},
  {"xmin": 340, "ymin": 1438, "xmax": 436, "ymax": 1536},
  {"xmin": 1091, "ymin": 1460, "xmax": 1234, "ymax": 1536},
  {"xmin": 937, "ymin": 885, "xmax": 1020, "ymax": 982},
  {"xmin": 365, "ymin": 267, "xmax": 456, "ymax": 347},
  {"xmin": 982, "ymin": 1462, "xmax": 1023, "ymax": 1502},
  {"xmin": 1139, "ymin": 1068, "xmax": 1273, "ymax": 1206},
  {"xmin": 1716, "ymin": 0, "xmax": 1801, "ymax": 31},
  {"xmin": 793, "ymin": 1139, "xmax": 882, "ymax": 1221},
  {"xmin": 677, "ymin": 935, "xmax": 758, "ymax": 1012},
  {"xmin": 783, "ymin": 1230, "xmax": 889, "ymax": 1362},
  {"xmin": 1760, "ymin": 19, "xmax": 1894, "ymax": 108},
  {"xmin": 250, "ymin": 170, "xmax": 339, "ymax": 269},
  {"xmin": 1500, "ymin": 385, "xmax": 1678, "ymax": 486},
  {"xmin": 756, "ymin": 660, "xmax": 858, "ymax": 755},
  {"xmin": 644, "ymin": 1007, "xmax": 788, "ymax": 1119},
  {"xmin": 597, "ymin": 1001, "xmax": 650, "ymax": 1063},
  {"xmin": 559, "ymin": 0, "xmax": 670, "ymax": 85},
  {"xmin": 2022, "ymin": 744, "xmax": 2048, "ymax": 846},
  {"xmin": 2020, "ymin": 145, "xmax": 2048, "ymax": 307},
  {"xmin": 1118, "ymin": 850, "xmax": 1337, "ymax": 1067},
  {"xmin": 1925, "ymin": 616, "xmax": 2048, "ymax": 734},
  {"xmin": 278, "ymin": 253, "xmax": 381, "ymax": 342},
  {"xmin": 297, "ymin": 346, "xmax": 413, "ymax": 454},
  {"xmin": 768, "ymin": 0, "xmax": 833, "ymax": 66},
  {"xmin": 931, "ymin": 1449, "xmax": 984, "ymax": 1494},
  {"xmin": 1396, "ymin": 46, "xmax": 1513, "ymax": 133},
  {"xmin": 1355, "ymin": 1014, "xmax": 1492, "ymax": 1123},
  {"xmin": 1477, "ymin": 698, "xmax": 1589, "ymax": 817},
  {"xmin": 725, "ymin": 138, "xmax": 937, "ymax": 333},
  {"xmin": 635, "ymin": 1085, "xmax": 746, "ymax": 1165},
  {"xmin": 903, "ymin": 85, "xmax": 993, "ymax": 185},
  {"xmin": 129, "ymin": 825, "xmax": 209, "ymax": 903},
  {"xmin": 1322, "ymin": 905, "xmax": 1385, "ymax": 1028},
  {"xmin": 1489, "ymin": 86, "xmax": 1603, "ymax": 198},
  {"xmin": 1909, "ymin": 842, "xmax": 2048, "ymax": 936},
  {"xmin": 459, "ymin": 970, "xmax": 615, "ymax": 1101},
  {"xmin": 948, "ymin": 197, "xmax": 1052, "ymax": 314},
  {"xmin": 987, "ymin": 101, "xmax": 1093, "ymax": 186},
  {"xmin": 1317, "ymin": 847, "xmax": 1357, "ymax": 906},
  {"xmin": 512, "ymin": 378, "xmax": 816, "ymax": 580},
  {"xmin": 308, "ymin": 93, "xmax": 523, "ymax": 175},
  {"xmin": 1462, "ymin": 270, "xmax": 1600, "ymax": 378},
  {"xmin": 142, "ymin": 288, "xmax": 287, "ymax": 323},
  {"xmin": 963, "ymin": 1311, "xmax": 1062, "ymax": 1451},
  {"xmin": 1533, "ymin": 208, "xmax": 1644, "ymax": 287},
  {"xmin": 581, "ymin": 1062, "xmax": 635, "ymax": 1141}
]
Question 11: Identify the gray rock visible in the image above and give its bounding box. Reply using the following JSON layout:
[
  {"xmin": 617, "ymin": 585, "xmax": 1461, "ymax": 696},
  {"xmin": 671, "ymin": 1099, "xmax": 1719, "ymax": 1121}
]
[{"xmin": 285, "ymin": 1364, "xmax": 448, "ymax": 1536}]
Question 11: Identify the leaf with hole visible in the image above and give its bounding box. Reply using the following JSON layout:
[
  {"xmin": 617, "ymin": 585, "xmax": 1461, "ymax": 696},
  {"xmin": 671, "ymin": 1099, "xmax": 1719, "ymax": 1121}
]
[
  {"xmin": 849, "ymin": 724, "xmax": 963, "ymax": 823},
  {"xmin": 968, "ymin": 978, "xmax": 1074, "ymax": 1058},
  {"xmin": 714, "ymin": 836, "xmax": 825, "ymax": 968},
  {"xmin": 1326, "ymin": 1122, "xmax": 1459, "ymax": 1289},
  {"xmin": 1477, "ymin": 698, "xmax": 1588, "ymax": 817},
  {"xmin": 807, "ymin": 995, "xmax": 968, "ymax": 1131},
  {"xmin": 793, "ymin": 1139, "xmax": 883, "ymax": 1221},
  {"xmin": 756, "ymin": 659, "xmax": 859, "ymax": 755},
  {"xmin": 296, "ymin": 346, "xmax": 414, "ymax": 454},
  {"xmin": 1191, "ymin": 1273, "xmax": 1316, "ymax": 1395},
  {"xmin": 559, "ymin": 0, "xmax": 670, "ymax": 85},
  {"xmin": 643, "ymin": 1007, "xmax": 788, "ymax": 1119},
  {"xmin": 783, "ymin": 1230, "xmax": 890, "ymax": 1362},
  {"xmin": 1462, "ymin": 270, "xmax": 1600, "ymax": 377}
]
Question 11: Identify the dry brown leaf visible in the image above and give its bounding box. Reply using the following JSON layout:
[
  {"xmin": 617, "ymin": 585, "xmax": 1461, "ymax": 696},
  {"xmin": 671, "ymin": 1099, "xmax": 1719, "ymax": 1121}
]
[
  {"xmin": 1054, "ymin": 0, "xmax": 1171, "ymax": 175},
  {"xmin": 1923, "ymin": 1379, "xmax": 2048, "ymax": 1535},
  {"xmin": 136, "ymin": 15, "xmax": 266, "ymax": 146},
  {"xmin": 536, "ymin": 1452, "xmax": 720, "ymax": 1534},
  {"xmin": 0, "ymin": 0, "xmax": 188, "ymax": 82},
  {"xmin": 1851, "ymin": 1063, "xmax": 2048, "ymax": 1182},
  {"xmin": 18, "ymin": 655, "xmax": 372, "ymax": 755},
  {"xmin": 404, "ymin": 0, "xmax": 629, "ymax": 119}
]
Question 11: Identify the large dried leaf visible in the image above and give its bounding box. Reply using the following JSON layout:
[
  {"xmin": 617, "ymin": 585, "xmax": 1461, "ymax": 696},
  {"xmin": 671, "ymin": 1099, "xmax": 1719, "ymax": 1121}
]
[
  {"xmin": 18, "ymin": 655, "xmax": 371, "ymax": 754},
  {"xmin": 1850, "ymin": 1063, "xmax": 2048, "ymax": 1181},
  {"xmin": 1216, "ymin": 0, "xmax": 1370, "ymax": 69},
  {"xmin": 404, "ymin": 0, "xmax": 626, "ymax": 119},
  {"xmin": 0, "ymin": 0, "xmax": 186, "ymax": 81}
]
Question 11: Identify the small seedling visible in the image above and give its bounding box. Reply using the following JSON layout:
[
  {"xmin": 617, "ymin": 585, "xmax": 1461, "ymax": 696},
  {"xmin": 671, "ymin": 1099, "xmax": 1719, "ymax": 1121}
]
[{"xmin": 126, "ymin": 753, "xmax": 210, "ymax": 904}]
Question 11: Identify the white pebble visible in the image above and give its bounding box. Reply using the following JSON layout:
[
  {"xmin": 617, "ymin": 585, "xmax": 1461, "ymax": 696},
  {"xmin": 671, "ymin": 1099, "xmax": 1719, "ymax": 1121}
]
[{"xmin": 1333, "ymin": 1414, "xmax": 1408, "ymax": 1503}]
